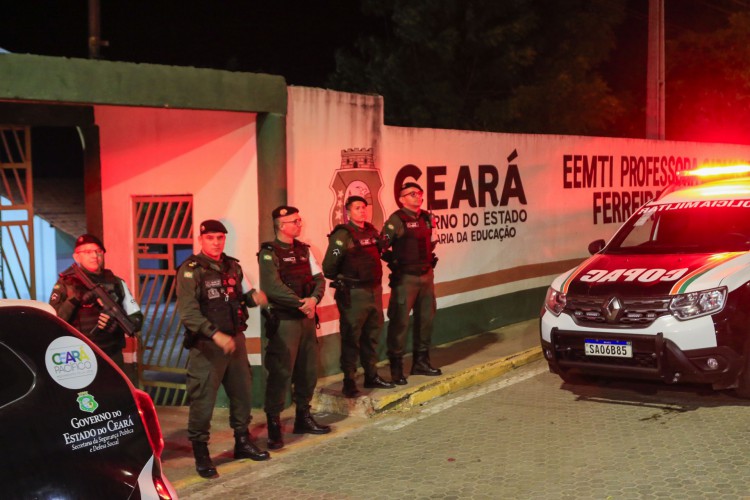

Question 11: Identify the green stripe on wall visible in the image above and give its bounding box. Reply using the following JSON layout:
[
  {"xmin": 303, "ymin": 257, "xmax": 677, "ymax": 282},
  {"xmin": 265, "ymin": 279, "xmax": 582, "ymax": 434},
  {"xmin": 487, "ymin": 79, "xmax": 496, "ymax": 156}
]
[{"xmin": 318, "ymin": 286, "xmax": 547, "ymax": 378}]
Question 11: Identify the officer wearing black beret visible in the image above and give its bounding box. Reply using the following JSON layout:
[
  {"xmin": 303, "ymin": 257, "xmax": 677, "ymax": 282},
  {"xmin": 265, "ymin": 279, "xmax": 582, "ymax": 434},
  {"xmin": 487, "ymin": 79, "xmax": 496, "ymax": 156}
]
[
  {"xmin": 323, "ymin": 196, "xmax": 395, "ymax": 397},
  {"xmin": 176, "ymin": 219, "xmax": 270, "ymax": 478},
  {"xmin": 49, "ymin": 233, "xmax": 143, "ymax": 368},
  {"xmin": 259, "ymin": 206, "xmax": 330, "ymax": 450},
  {"xmin": 380, "ymin": 182, "xmax": 442, "ymax": 385}
]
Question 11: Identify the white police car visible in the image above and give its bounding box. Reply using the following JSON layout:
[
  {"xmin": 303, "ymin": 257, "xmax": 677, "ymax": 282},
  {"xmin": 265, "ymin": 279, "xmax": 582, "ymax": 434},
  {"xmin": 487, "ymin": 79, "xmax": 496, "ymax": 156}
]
[
  {"xmin": 0, "ymin": 300, "xmax": 177, "ymax": 499},
  {"xmin": 541, "ymin": 165, "xmax": 750, "ymax": 396}
]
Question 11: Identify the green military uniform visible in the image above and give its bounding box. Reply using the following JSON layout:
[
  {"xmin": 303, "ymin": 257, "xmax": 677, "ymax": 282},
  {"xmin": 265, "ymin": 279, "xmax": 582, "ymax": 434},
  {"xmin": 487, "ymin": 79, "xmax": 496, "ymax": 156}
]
[
  {"xmin": 259, "ymin": 239, "xmax": 325, "ymax": 415},
  {"xmin": 49, "ymin": 266, "xmax": 143, "ymax": 368},
  {"xmin": 176, "ymin": 252, "xmax": 258, "ymax": 443},
  {"xmin": 322, "ymin": 221, "xmax": 385, "ymax": 383},
  {"xmin": 381, "ymin": 207, "xmax": 440, "ymax": 379}
]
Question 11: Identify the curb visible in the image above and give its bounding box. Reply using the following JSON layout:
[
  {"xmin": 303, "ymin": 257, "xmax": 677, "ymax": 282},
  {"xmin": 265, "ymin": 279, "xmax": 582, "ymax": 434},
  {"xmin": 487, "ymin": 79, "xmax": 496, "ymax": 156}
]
[{"xmin": 312, "ymin": 346, "xmax": 543, "ymax": 417}]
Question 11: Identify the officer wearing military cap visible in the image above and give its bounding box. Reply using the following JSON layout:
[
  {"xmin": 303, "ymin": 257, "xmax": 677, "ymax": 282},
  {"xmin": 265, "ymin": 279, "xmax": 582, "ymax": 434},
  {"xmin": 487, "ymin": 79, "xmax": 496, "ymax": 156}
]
[
  {"xmin": 49, "ymin": 233, "xmax": 143, "ymax": 369},
  {"xmin": 176, "ymin": 219, "xmax": 270, "ymax": 479},
  {"xmin": 380, "ymin": 182, "xmax": 442, "ymax": 385},
  {"xmin": 323, "ymin": 196, "xmax": 395, "ymax": 398},
  {"xmin": 259, "ymin": 206, "xmax": 330, "ymax": 450}
]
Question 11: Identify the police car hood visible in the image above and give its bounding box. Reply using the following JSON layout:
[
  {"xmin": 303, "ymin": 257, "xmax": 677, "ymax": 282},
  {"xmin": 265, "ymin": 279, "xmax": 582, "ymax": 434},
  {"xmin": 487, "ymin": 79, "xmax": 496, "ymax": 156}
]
[{"xmin": 555, "ymin": 251, "xmax": 750, "ymax": 297}]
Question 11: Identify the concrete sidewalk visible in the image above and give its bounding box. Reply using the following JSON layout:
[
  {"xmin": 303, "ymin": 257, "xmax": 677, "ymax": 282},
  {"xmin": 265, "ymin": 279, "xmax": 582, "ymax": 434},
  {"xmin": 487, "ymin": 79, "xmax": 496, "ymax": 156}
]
[{"xmin": 158, "ymin": 319, "xmax": 542, "ymax": 492}]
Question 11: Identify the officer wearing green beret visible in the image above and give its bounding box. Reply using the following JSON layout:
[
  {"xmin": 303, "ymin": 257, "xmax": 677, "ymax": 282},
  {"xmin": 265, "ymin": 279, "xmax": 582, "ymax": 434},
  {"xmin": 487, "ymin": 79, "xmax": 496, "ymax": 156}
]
[
  {"xmin": 322, "ymin": 196, "xmax": 395, "ymax": 398},
  {"xmin": 259, "ymin": 206, "xmax": 331, "ymax": 451},
  {"xmin": 380, "ymin": 183, "xmax": 442, "ymax": 385},
  {"xmin": 176, "ymin": 219, "xmax": 270, "ymax": 479}
]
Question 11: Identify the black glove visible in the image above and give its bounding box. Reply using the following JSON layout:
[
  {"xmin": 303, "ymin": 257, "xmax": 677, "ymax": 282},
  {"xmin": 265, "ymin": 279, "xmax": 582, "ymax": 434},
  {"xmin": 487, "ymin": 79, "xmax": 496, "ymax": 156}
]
[
  {"xmin": 81, "ymin": 290, "xmax": 98, "ymax": 305},
  {"xmin": 102, "ymin": 315, "xmax": 119, "ymax": 334}
]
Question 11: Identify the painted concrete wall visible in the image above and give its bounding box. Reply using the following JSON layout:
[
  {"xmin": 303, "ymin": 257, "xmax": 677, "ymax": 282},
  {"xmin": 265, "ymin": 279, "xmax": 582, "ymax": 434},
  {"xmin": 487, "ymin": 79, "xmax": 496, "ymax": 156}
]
[
  {"xmin": 94, "ymin": 106, "xmax": 263, "ymax": 362},
  {"xmin": 286, "ymin": 87, "xmax": 750, "ymax": 366},
  {"xmin": 88, "ymin": 87, "xmax": 750, "ymax": 383}
]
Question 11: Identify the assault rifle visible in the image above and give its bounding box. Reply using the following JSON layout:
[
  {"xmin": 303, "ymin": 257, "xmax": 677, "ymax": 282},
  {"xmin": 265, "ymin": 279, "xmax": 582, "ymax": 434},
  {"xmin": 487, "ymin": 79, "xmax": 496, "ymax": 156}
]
[{"xmin": 72, "ymin": 263, "xmax": 138, "ymax": 337}]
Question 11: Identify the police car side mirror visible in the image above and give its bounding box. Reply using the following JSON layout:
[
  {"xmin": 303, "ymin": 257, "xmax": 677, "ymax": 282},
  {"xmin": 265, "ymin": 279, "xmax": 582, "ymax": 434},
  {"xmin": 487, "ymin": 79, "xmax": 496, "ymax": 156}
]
[{"xmin": 588, "ymin": 239, "xmax": 606, "ymax": 255}]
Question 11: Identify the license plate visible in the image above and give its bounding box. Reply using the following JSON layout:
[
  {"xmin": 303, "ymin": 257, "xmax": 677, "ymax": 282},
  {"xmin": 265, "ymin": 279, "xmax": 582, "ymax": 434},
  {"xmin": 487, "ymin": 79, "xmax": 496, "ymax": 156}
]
[{"xmin": 584, "ymin": 339, "xmax": 632, "ymax": 358}]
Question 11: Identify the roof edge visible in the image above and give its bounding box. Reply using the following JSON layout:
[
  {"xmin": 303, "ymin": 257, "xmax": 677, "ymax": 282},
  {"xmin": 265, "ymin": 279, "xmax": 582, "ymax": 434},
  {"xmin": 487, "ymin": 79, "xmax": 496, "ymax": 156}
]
[{"xmin": 0, "ymin": 53, "xmax": 287, "ymax": 114}]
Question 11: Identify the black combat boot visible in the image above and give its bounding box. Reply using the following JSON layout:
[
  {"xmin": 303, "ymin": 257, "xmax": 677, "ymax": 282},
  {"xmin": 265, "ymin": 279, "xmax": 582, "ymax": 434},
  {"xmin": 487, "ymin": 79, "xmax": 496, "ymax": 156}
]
[
  {"xmin": 342, "ymin": 378, "xmax": 360, "ymax": 398},
  {"xmin": 234, "ymin": 430, "xmax": 271, "ymax": 461},
  {"xmin": 364, "ymin": 374, "xmax": 396, "ymax": 389},
  {"xmin": 389, "ymin": 357, "xmax": 408, "ymax": 385},
  {"xmin": 266, "ymin": 414, "xmax": 284, "ymax": 450},
  {"xmin": 293, "ymin": 406, "xmax": 331, "ymax": 435},
  {"xmin": 191, "ymin": 441, "xmax": 218, "ymax": 478},
  {"xmin": 411, "ymin": 351, "xmax": 442, "ymax": 376}
]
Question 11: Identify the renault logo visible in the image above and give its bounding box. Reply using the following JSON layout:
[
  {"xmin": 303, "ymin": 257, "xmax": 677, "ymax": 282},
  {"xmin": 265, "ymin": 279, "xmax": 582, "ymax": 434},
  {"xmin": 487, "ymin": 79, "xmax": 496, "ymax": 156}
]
[{"xmin": 603, "ymin": 296, "xmax": 622, "ymax": 323}]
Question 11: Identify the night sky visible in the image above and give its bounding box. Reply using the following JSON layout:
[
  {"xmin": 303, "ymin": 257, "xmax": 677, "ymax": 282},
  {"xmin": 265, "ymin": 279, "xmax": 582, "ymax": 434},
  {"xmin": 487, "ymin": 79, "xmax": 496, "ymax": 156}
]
[
  {"xmin": 1, "ymin": 1, "xmax": 368, "ymax": 87},
  {"xmin": 2, "ymin": 1, "xmax": 742, "ymax": 90},
  {"xmin": 2, "ymin": 0, "xmax": 748, "ymax": 141}
]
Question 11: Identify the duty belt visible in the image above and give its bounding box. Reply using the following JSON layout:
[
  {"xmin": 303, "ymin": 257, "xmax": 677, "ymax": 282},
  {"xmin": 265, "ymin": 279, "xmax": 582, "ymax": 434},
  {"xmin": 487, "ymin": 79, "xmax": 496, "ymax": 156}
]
[{"xmin": 402, "ymin": 266, "xmax": 431, "ymax": 276}]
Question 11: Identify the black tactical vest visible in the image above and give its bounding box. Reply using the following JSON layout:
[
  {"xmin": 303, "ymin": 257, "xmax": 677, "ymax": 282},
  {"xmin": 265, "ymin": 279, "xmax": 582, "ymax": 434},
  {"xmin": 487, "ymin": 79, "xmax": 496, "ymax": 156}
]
[
  {"xmin": 392, "ymin": 210, "xmax": 433, "ymax": 275},
  {"xmin": 330, "ymin": 222, "xmax": 382, "ymax": 284},
  {"xmin": 262, "ymin": 240, "xmax": 314, "ymax": 298},
  {"xmin": 186, "ymin": 254, "xmax": 246, "ymax": 335},
  {"xmin": 62, "ymin": 268, "xmax": 125, "ymax": 345}
]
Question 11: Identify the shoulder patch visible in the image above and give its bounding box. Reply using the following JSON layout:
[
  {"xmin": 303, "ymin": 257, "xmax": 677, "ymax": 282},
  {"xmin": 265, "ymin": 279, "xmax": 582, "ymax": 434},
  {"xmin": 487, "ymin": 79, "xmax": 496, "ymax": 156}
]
[
  {"xmin": 335, "ymin": 240, "xmax": 344, "ymax": 246},
  {"xmin": 387, "ymin": 223, "xmax": 394, "ymax": 230},
  {"xmin": 263, "ymin": 254, "xmax": 273, "ymax": 261},
  {"xmin": 183, "ymin": 271, "xmax": 193, "ymax": 279},
  {"xmin": 188, "ymin": 261, "xmax": 199, "ymax": 268}
]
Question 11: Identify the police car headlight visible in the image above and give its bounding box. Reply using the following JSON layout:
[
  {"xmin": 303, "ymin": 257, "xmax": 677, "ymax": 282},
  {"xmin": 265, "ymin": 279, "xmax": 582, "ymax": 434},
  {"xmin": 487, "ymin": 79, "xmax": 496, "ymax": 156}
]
[
  {"xmin": 669, "ymin": 287, "xmax": 727, "ymax": 320},
  {"xmin": 545, "ymin": 287, "xmax": 566, "ymax": 316}
]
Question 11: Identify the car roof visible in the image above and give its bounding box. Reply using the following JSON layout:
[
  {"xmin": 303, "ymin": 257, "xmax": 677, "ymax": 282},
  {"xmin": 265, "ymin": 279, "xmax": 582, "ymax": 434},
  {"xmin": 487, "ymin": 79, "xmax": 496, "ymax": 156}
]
[
  {"xmin": 0, "ymin": 299, "xmax": 55, "ymax": 314},
  {"xmin": 656, "ymin": 178, "xmax": 750, "ymax": 205}
]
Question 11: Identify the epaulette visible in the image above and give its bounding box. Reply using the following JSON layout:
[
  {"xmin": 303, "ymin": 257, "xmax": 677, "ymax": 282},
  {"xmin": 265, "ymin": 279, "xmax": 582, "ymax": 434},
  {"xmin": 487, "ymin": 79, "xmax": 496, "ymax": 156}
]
[
  {"xmin": 260, "ymin": 241, "xmax": 276, "ymax": 252},
  {"xmin": 327, "ymin": 224, "xmax": 352, "ymax": 238}
]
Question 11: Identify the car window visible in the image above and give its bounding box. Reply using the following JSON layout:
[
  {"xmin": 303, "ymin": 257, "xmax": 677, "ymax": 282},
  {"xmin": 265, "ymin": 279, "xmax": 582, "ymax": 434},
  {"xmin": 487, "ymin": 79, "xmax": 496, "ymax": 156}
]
[
  {"xmin": 608, "ymin": 205, "xmax": 750, "ymax": 254},
  {"xmin": 0, "ymin": 343, "xmax": 35, "ymax": 409}
]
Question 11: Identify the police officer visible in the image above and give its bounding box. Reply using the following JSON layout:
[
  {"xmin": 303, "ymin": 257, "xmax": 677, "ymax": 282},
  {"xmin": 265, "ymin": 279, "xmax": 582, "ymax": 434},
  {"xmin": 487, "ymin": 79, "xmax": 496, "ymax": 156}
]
[
  {"xmin": 259, "ymin": 206, "xmax": 330, "ymax": 450},
  {"xmin": 381, "ymin": 182, "xmax": 442, "ymax": 385},
  {"xmin": 49, "ymin": 233, "xmax": 143, "ymax": 369},
  {"xmin": 323, "ymin": 196, "xmax": 395, "ymax": 397},
  {"xmin": 176, "ymin": 219, "xmax": 270, "ymax": 479}
]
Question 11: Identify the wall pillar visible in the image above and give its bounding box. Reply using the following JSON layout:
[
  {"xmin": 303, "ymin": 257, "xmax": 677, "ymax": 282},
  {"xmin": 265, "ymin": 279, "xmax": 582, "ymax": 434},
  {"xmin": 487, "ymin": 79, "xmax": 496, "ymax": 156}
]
[{"xmin": 256, "ymin": 112, "xmax": 287, "ymax": 241}]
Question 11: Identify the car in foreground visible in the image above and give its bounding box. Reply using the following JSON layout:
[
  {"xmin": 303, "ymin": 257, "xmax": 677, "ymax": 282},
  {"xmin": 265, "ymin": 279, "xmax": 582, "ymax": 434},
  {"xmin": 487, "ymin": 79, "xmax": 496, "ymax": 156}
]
[
  {"xmin": 0, "ymin": 299, "xmax": 177, "ymax": 499},
  {"xmin": 541, "ymin": 166, "xmax": 750, "ymax": 396}
]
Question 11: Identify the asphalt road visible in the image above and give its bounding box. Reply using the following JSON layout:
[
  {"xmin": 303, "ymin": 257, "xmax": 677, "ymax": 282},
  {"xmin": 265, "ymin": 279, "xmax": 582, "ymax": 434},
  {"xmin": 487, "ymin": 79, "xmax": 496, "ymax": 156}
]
[{"xmin": 177, "ymin": 359, "xmax": 750, "ymax": 499}]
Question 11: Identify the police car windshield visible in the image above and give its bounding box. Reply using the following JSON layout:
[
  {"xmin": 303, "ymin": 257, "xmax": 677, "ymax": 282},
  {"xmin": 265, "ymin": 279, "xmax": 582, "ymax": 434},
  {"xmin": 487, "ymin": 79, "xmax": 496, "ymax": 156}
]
[{"xmin": 606, "ymin": 204, "xmax": 750, "ymax": 254}]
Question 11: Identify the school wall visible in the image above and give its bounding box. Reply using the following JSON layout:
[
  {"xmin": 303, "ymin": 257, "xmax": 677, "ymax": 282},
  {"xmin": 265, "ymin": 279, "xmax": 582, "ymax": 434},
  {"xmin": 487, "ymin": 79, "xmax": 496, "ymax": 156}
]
[{"xmin": 287, "ymin": 87, "xmax": 750, "ymax": 375}]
